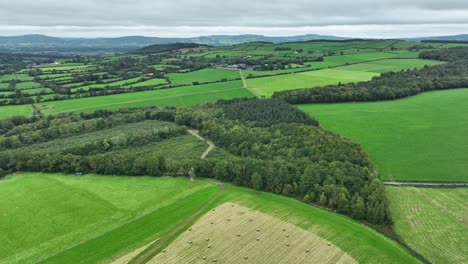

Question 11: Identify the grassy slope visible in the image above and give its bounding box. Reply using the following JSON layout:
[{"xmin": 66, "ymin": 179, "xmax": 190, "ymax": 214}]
[
  {"xmin": 167, "ymin": 68, "xmax": 241, "ymax": 86},
  {"xmin": 37, "ymin": 80, "xmax": 253, "ymax": 115},
  {"xmin": 299, "ymin": 89, "xmax": 468, "ymax": 182},
  {"xmin": 387, "ymin": 187, "xmax": 468, "ymax": 264},
  {"xmin": 0, "ymin": 173, "xmax": 214, "ymax": 264},
  {"xmin": 0, "ymin": 173, "xmax": 418, "ymax": 264}
]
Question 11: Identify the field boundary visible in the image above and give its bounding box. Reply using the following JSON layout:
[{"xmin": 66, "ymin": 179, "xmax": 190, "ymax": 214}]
[
  {"xmin": 130, "ymin": 184, "xmax": 225, "ymax": 264},
  {"xmin": 383, "ymin": 181, "xmax": 468, "ymax": 187},
  {"xmin": 239, "ymin": 70, "xmax": 261, "ymax": 98}
]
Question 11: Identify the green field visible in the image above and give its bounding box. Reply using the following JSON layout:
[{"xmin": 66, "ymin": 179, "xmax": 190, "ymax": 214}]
[
  {"xmin": 299, "ymin": 89, "xmax": 468, "ymax": 182},
  {"xmin": 247, "ymin": 69, "xmax": 378, "ymax": 97},
  {"xmin": 166, "ymin": 68, "xmax": 241, "ymax": 85},
  {"xmin": 0, "ymin": 74, "xmax": 33, "ymax": 81},
  {"xmin": 38, "ymin": 81, "xmax": 252, "ymax": 115},
  {"xmin": 246, "ymin": 58, "xmax": 444, "ymax": 97},
  {"xmin": 387, "ymin": 187, "xmax": 468, "ymax": 264},
  {"xmin": 15, "ymin": 81, "xmax": 43, "ymax": 90},
  {"xmin": 0, "ymin": 104, "xmax": 33, "ymax": 120},
  {"xmin": 0, "ymin": 173, "xmax": 419, "ymax": 264}
]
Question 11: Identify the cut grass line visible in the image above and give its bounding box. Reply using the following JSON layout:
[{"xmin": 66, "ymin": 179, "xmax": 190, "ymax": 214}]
[{"xmin": 131, "ymin": 184, "xmax": 225, "ymax": 264}]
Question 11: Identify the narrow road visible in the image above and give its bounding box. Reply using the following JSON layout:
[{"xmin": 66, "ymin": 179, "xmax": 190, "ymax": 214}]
[
  {"xmin": 239, "ymin": 70, "xmax": 261, "ymax": 98},
  {"xmin": 383, "ymin": 181, "xmax": 468, "ymax": 187},
  {"xmin": 131, "ymin": 185, "xmax": 225, "ymax": 264},
  {"xmin": 187, "ymin": 129, "xmax": 215, "ymax": 159}
]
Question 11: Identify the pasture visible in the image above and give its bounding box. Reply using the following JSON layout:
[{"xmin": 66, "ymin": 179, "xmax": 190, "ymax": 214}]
[
  {"xmin": 299, "ymin": 88, "xmax": 468, "ymax": 182},
  {"xmin": 0, "ymin": 173, "xmax": 418, "ymax": 264},
  {"xmin": 166, "ymin": 68, "xmax": 241, "ymax": 86},
  {"xmin": 0, "ymin": 104, "xmax": 33, "ymax": 120},
  {"xmin": 387, "ymin": 186, "xmax": 468, "ymax": 264},
  {"xmin": 38, "ymin": 80, "xmax": 252, "ymax": 115}
]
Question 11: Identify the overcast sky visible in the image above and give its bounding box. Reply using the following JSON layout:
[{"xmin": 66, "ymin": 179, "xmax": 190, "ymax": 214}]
[{"xmin": 0, "ymin": 0, "xmax": 467, "ymax": 38}]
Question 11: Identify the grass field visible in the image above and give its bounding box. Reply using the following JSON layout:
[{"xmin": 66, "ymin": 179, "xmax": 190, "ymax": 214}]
[
  {"xmin": 299, "ymin": 89, "xmax": 468, "ymax": 182},
  {"xmin": 0, "ymin": 173, "xmax": 215, "ymax": 264},
  {"xmin": 0, "ymin": 104, "xmax": 33, "ymax": 120},
  {"xmin": 166, "ymin": 68, "xmax": 241, "ymax": 86},
  {"xmin": 246, "ymin": 58, "xmax": 443, "ymax": 97},
  {"xmin": 0, "ymin": 173, "xmax": 418, "ymax": 264},
  {"xmin": 37, "ymin": 80, "xmax": 253, "ymax": 115},
  {"xmin": 387, "ymin": 187, "xmax": 468, "ymax": 264},
  {"xmin": 15, "ymin": 81, "xmax": 43, "ymax": 90},
  {"xmin": 247, "ymin": 69, "xmax": 378, "ymax": 97}
]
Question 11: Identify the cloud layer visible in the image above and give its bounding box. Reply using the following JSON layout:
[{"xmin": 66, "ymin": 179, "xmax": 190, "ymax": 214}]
[{"xmin": 0, "ymin": 0, "xmax": 467, "ymax": 37}]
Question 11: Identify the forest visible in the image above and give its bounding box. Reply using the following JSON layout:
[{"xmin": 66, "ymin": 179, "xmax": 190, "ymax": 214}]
[
  {"xmin": 0, "ymin": 99, "xmax": 390, "ymax": 225},
  {"xmin": 272, "ymin": 47, "xmax": 468, "ymax": 104}
]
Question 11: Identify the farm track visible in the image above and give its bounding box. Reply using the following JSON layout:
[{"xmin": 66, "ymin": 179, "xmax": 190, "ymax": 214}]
[
  {"xmin": 131, "ymin": 184, "xmax": 225, "ymax": 264},
  {"xmin": 187, "ymin": 129, "xmax": 215, "ymax": 159},
  {"xmin": 239, "ymin": 70, "xmax": 261, "ymax": 98},
  {"xmin": 383, "ymin": 181, "xmax": 468, "ymax": 187}
]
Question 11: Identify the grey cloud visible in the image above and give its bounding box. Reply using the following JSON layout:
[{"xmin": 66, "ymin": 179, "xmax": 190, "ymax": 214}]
[{"xmin": 0, "ymin": 0, "xmax": 467, "ymax": 37}]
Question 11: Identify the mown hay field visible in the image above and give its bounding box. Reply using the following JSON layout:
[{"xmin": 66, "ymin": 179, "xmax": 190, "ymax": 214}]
[{"xmin": 387, "ymin": 186, "xmax": 468, "ymax": 264}]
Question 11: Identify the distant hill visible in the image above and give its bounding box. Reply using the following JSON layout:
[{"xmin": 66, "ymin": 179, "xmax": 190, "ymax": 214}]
[
  {"xmin": 405, "ymin": 34, "xmax": 468, "ymax": 42},
  {"xmin": 0, "ymin": 34, "xmax": 347, "ymax": 54},
  {"xmin": 134, "ymin": 42, "xmax": 210, "ymax": 54}
]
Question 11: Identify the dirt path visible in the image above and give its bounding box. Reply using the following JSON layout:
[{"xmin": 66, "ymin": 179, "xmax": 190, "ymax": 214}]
[
  {"xmin": 187, "ymin": 129, "xmax": 214, "ymax": 159},
  {"xmin": 383, "ymin": 181, "xmax": 468, "ymax": 187},
  {"xmin": 239, "ymin": 70, "xmax": 261, "ymax": 98},
  {"xmin": 131, "ymin": 185, "xmax": 224, "ymax": 264}
]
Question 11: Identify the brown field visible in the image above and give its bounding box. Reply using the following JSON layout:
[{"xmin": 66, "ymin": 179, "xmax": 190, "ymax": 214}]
[{"xmin": 149, "ymin": 202, "xmax": 356, "ymax": 264}]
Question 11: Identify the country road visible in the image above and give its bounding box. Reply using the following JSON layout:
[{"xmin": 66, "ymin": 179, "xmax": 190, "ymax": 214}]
[
  {"xmin": 187, "ymin": 129, "xmax": 214, "ymax": 159},
  {"xmin": 383, "ymin": 181, "xmax": 468, "ymax": 187},
  {"xmin": 239, "ymin": 70, "xmax": 261, "ymax": 98}
]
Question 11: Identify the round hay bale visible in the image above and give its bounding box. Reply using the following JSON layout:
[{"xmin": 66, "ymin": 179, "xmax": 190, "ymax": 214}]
[
  {"xmin": 210, "ymin": 221, "xmax": 214, "ymax": 224},
  {"xmin": 203, "ymin": 256, "xmax": 206, "ymax": 260},
  {"xmin": 237, "ymin": 234, "xmax": 241, "ymax": 237},
  {"xmin": 162, "ymin": 249, "xmax": 166, "ymax": 253},
  {"xmin": 256, "ymin": 228, "xmax": 260, "ymax": 232},
  {"xmin": 286, "ymin": 234, "xmax": 290, "ymax": 237},
  {"xmin": 189, "ymin": 241, "xmax": 192, "ymax": 244},
  {"xmin": 286, "ymin": 243, "xmax": 290, "ymax": 247},
  {"xmin": 213, "ymin": 259, "xmax": 217, "ymax": 262},
  {"xmin": 227, "ymin": 218, "xmax": 230, "ymax": 221},
  {"xmin": 274, "ymin": 210, "xmax": 277, "ymax": 213},
  {"xmin": 188, "ymin": 228, "xmax": 192, "ymax": 231},
  {"xmin": 206, "ymin": 238, "xmax": 210, "ymax": 241},
  {"xmin": 306, "ymin": 249, "xmax": 310, "ymax": 253},
  {"xmin": 208, "ymin": 245, "xmax": 212, "ymax": 248},
  {"xmin": 244, "ymin": 256, "xmax": 248, "ymax": 259},
  {"xmin": 282, "ymin": 228, "xmax": 286, "ymax": 231},
  {"xmin": 327, "ymin": 242, "xmax": 331, "ymax": 246},
  {"xmin": 256, "ymin": 237, "xmax": 260, "ymax": 241}
]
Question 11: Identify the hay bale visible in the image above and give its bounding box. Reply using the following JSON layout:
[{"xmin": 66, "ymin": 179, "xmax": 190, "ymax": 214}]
[
  {"xmin": 244, "ymin": 256, "xmax": 248, "ymax": 259},
  {"xmin": 227, "ymin": 218, "xmax": 230, "ymax": 221},
  {"xmin": 213, "ymin": 259, "xmax": 217, "ymax": 262},
  {"xmin": 282, "ymin": 228, "xmax": 286, "ymax": 231},
  {"xmin": 274, "ymin": 210, "xmax": 277, "ymax": 213},
  {"xmin": 286, "ymin": 234, "xmax": 290, "ymax": 237},
  {"xmin": 237, "ymin": 234, "xmax": 241, "ymax": 237},
  {"xmin": 162, "ymin": 249, "xmax": 166, "ymax": 253},
  {"xmin": 327, "ymin": 242, "xmax": 331, "ymax": 246},
  {"xmin": 203, "ymin": 256, "xmax": 206, "ymax": 260},
  {"xmin": 256, "ymin": 228, "xmax": 260, "ymax": 232},
  {"xmin": 210, "ymin": 221, "xmax": 214, "ymax": 224},
  {"xmin": 286, "ymin": 243, "xmax": 290, "ymax": 247},
  {"xmin": 256, "ymin": 237, "xmax": 260, "ymax": 241},
  {"xmin": 188, "ymin": 241, "xmax": 192, "ymax": 244},
  {"xmin": 306, "ymin": 249, "xmax": 310, "ymax": 253},
  {"xmin": 206, "ymin": 238, "xmax": 210, "ymax": 241},
  {"xmin": 208, "ymin": 245, "xmax": 212, "ymax": 248},
  {"xmin": 188, "ymin": 228, "xmax": 192, "ymax": 231}
]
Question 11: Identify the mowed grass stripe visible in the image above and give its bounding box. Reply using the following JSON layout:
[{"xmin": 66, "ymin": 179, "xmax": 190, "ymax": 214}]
[
  {"xmin": 41, "ymin": 186, "xmax": 220, "ymax": 264},
  {"xmin": 299, "ymin": 89, "xmax": 468, "ymax": 182},
  {"xmin": 387, "ymin": 187, "xmax": 468, "ymax": 264}
]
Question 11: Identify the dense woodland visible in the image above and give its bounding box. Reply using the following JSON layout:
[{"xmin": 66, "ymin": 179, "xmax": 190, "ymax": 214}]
[
  {"xmin": 0, "ymin": 99, "xmax": 390, "ymax": 225},
  {"xmin": 272, "ymin": 48, "xmax": 468, "ymax": 103}
]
